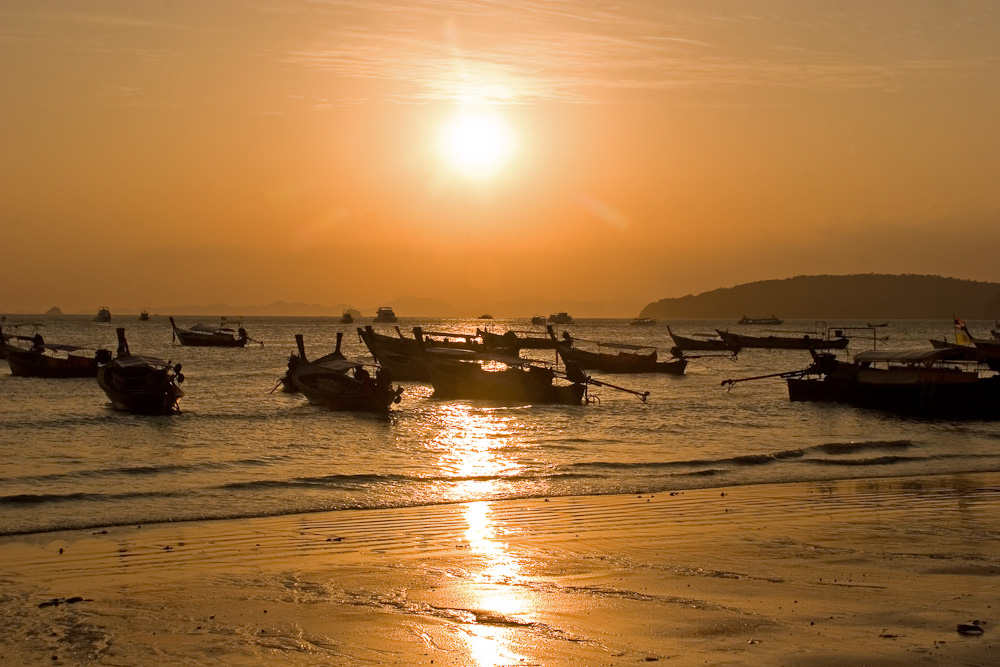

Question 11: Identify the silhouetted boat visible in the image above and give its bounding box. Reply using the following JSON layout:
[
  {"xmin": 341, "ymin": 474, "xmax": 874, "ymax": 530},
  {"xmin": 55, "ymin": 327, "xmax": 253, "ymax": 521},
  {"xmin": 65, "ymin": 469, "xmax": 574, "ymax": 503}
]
[
  {"xmin": 716, "ymin": 329, "xmax": 849, "ymax": 350},
  {"xmin": 530, "ymin": 315, "xmax": 546, "ymax": 325},
  {"xmin": 358, "ymin": 325, "xmax": 480, "ymax": 381},
  {"xmin": 867, "ymin": 322, "xmax": 888, "ymax": 328},
  {"xmin": 476, "ymin": 327, "xmax": 559, "ymax": 351},
  {"xmin": 339, "ymin": 310, "xmax": 354, "ymax": 324},
  {"xmin": 548, "ymin": 312, "xmax": 573, "ymax": 324},
  {"xmin": 139, "ymin": 311, "xmax": 149, "ymax": 321},
  {"xmin": 170, "ymin": 317, "xmax": 259, "ymax": 347},
  {"xmin": 424, "ymin": 353, "xmax": 588, "ymax": 404},
  {"xmin": 0, "ymin": 323, "xmax": 108, "ymax": 378},
  {"xmin": 555, "ymin": 332, "xmax": 687, "ymax": 375},
  {"xmin": 478, "ymin": 314, "xmax": 493, "ymax": 319},
  {"xmin": 738, "ymin": 315, "xmax": 782, "ymax": 325},
  {"xmin": 94, "ymin": 307, "xmax": 112, "ymax": 322},
  {"xmin": 288, "ymin": 334, "xmax": 402, "ymax": 412},
  {"xmin": 724, "ymin": 347, "xmax": 1000, "ymax": 419},
  {"xmin": 373, "ymin": 306, "xmax": 398, "ymax": 323},
  {"xmin": 944, "ymin": 317, "xmax": 1000, "ymax": 351},
  {"xmin": 97, "ymin": 328, "xmax": 184, "ymax": 414},
  {"xmin": 629, "ymin": 317, "xmax": 656, "ymax": 326},
  {"xmin": 666, "ymin": 326, "xmax": 740, "ymax": 353}
]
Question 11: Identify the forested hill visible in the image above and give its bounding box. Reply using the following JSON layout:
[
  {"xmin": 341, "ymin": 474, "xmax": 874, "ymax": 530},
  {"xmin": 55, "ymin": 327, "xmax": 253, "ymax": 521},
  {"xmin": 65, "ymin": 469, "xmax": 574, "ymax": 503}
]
[{"xmin": 640, "ymin": 274, "xmax": 1000, "ymax": 320}]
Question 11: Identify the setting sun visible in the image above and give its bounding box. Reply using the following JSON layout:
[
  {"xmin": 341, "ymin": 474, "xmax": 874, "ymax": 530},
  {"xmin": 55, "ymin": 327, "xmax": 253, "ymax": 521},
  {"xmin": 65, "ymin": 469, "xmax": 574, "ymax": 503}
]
[{"xmin": 438, "ymin": 108, "xmax": 515, "ymax": 178}]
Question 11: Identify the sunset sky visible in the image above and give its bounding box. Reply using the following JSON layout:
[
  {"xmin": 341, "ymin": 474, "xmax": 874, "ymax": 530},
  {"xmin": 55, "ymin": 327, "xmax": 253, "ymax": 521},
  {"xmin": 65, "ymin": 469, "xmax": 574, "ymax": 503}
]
[{"xmin": 2, "ymin": 1, "xmax": 998, "ymax": 314}]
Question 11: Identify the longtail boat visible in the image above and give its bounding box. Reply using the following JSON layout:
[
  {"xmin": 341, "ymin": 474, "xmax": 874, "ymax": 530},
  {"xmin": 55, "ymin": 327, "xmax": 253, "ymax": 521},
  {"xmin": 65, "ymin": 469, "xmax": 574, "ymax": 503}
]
[
  {"xmin": 666, "ymin": 326, "xmax": 740, "ymax": 353},
  {"xmin": 170, "ymin": 317, "xmax": 260, "ymax": 347},
  {"xmin": 287, "ymin": 334, "xmax": 401, "ymax": 412},
  {"xmin": 723, "ymin": 348, "xmax": 1000, "ymax": 420},
  {"xmin": 715, "ymin": 329, "xmax": 849, "ymax": 350},
  {"xmin": 97, "ymin": 328, "xmax": 184, "ymax": 414},
  {"xmin": 555, "ymin": 331, "xmax": 687, "ymax": 375}
]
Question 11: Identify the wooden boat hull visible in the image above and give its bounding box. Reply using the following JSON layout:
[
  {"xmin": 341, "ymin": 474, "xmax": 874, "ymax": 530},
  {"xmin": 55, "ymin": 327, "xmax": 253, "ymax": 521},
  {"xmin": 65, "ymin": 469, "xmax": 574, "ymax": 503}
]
[
  {"xmin": 4, "ymin": 347, "xmax": 98, "ymax": 378},
  {"xmin": 787, "ymin": 375, "xmax": 1000, "ymax": 419},
  {"xmin": 97, "ymin": 364, "xmax": 183, "ymax": 414},
  {"xmin": 425, "ymin": 358, "xmax": 586, "ymax": 405},
  {"xmin": 666, "ymin": 326, "xmax": 739, "ymax": 352},
  {"xmin": 293, "ymin": 367, "xmax": 398, "ymax": 412},
  {"xmin": 717, "ymin": 330, "xmax": 849, "ymax": 350},
  {"xmin": 173, "ymin": 330, "xmax": 247, "ymax": 347},
  {"xmin": 358, "ymin": 327, "xmax": 430, "ymax": 381},
  {"xmin": 477, "ymin": 329, "xmax": 557, "ymax": 351},
  {"xmin": 558, "ymin": 346, "xmax": 687, "ymax": 375}
]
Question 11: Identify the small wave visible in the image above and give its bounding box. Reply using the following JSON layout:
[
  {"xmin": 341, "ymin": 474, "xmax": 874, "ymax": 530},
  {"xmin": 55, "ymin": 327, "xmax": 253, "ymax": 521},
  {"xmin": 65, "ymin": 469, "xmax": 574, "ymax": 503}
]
[
  {"xmin": 0, "ymin": 489, "xmax": 183, "ymax": 505},
  {"xmin": 0, "ymin": 456, "xmax": 290, "ymax": 484},
  {"xmin": 812, "ymin": 440, "xmax": 915, "ymax": 455},
  {"xmin": 809, "ymin": 456, "xmax": 920, "ymax": 467}
]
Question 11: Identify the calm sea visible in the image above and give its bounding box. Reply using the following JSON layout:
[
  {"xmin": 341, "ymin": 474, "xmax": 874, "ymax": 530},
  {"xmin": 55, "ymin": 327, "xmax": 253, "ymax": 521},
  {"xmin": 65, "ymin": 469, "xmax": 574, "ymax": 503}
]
[{"xmin": 2, "ymin": 315, "xmax": 998, "ymax": 535}]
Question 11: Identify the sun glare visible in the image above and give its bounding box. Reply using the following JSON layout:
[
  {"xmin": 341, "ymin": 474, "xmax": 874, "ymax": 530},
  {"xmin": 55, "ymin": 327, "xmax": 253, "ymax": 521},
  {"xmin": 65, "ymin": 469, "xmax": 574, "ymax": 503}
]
[{"xmin": 438, "ymin": 109, "xmax": 515, "ymax": 178}]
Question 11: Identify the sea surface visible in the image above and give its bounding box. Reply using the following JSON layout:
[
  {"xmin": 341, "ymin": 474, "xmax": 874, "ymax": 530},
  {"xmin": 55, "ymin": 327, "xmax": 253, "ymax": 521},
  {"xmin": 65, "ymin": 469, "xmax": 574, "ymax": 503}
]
[{"xmin": 2, "ymin": 315, "xmax": 999, "ymax": 536}]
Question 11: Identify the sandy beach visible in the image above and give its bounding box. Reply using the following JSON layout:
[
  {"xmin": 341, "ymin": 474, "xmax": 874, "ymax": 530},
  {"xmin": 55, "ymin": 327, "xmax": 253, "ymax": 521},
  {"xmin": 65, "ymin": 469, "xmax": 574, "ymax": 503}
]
[{"xmin": 1, "ymin": 472, "xmax": 997, "ymax": 666}]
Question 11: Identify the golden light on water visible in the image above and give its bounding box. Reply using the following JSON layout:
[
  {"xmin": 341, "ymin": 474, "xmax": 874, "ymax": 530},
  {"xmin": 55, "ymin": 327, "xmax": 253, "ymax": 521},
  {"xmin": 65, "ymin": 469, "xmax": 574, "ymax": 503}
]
[
  {"xmin": 431, "ymin": 404, "xmax": 524, "ymax": 501},
  {"xmin": 461, "ymin": 500, "xmax": 530, "ymax": 667},
  {"xmin": 427, "ymin": 406, "xmax": 533, "ymax": 665}
]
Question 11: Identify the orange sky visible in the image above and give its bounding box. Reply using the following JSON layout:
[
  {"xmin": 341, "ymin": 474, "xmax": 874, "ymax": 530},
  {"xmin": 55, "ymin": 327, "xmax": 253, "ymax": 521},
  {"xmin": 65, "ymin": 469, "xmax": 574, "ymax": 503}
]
[{"xmin": 2, "ymin": 1, "xmax": 998, "ymax": 314}]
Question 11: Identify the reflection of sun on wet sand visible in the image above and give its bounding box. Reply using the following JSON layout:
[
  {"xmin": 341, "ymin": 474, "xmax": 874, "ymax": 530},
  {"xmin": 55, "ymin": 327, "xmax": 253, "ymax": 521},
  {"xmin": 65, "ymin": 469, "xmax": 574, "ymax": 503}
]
[{"xmin": 1, "ymin": 474, "xmax": 998, "ymax": 665}]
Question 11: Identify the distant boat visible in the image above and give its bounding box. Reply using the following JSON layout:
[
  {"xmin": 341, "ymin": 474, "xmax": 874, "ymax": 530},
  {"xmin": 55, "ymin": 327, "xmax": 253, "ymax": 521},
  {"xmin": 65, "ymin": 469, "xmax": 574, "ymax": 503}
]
[
  {"xmin": 97, "ymin": 328, "xmax": 184, "ymax": 414},
  {"xmin": 478, "ymin": 314, "xmax": 493, "ymax": 320},
  {"xmin": 170, "ymin": 317, "xmax": 259, "ymax": 347},
  {"xmin": 94, "ymin": 307, "xmax": 112, "ymax": 322},
  {"xmin": 373, "ymin": 306, "xmax": 398, "ymax": 323},
  {"xmin": 738, "ymin": 315, "xmax": 782, "ymax": 325},
  {"xmin": 629, "ymin": 317, "xmax": 656, "ymax": 326},
  {"xmin": 548, "ymin": 312, "xmax": 573, "ymax": 324},
  {"xmin": 287, "ymin": 333, "xmax": 402, "ymax": 412},
  {"xmin": 530, "ymin": 315, "xmax": 546, "ymax": 325},
  {"xmin": 867, "ymin": 322, "xmax": 888, "ymax": 328},
  {"xmin": 339, "ymin": 310, "xmax": 354, "ymax": 324},
  {"xmin": 139, "ymin": 311, "xmax": 149, "ymax": 321}
]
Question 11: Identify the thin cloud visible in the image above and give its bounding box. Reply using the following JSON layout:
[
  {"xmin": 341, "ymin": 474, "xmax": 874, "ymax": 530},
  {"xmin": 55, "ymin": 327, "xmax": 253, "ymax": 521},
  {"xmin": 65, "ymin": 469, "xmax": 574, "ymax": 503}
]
[{"xmin": 279, "ymin": 1, "xmax": 998, "ymax": 104}]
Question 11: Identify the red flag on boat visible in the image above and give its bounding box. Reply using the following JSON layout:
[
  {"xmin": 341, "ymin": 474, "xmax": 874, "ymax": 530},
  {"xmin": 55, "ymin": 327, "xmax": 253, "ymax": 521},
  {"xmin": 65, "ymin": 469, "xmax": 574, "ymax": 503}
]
[{"xmin": 954, "ymin": 317, "xmax": 973, "ymax": 346}]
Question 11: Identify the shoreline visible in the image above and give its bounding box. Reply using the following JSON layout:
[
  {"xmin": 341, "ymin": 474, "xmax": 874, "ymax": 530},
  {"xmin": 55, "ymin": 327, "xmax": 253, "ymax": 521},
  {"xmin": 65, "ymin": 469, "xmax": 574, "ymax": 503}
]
[
  {"xmin": 4, "ymin": 459, "xmax": 984, "ymax": 539},
  {"xmin": 2, "ymin": 471, "xmax": 998, "ymax": 665}
]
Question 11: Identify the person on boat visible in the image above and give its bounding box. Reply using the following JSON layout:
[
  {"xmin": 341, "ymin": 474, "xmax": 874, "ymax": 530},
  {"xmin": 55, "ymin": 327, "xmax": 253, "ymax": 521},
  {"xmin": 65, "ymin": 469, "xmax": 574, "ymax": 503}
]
[
  {"xmin": 354, "ymin": 366, "xmax": 370, "ymax": 383},
  {"xmin": 32, "ymin": 333, "xmax": 45, "ymax": 351}
]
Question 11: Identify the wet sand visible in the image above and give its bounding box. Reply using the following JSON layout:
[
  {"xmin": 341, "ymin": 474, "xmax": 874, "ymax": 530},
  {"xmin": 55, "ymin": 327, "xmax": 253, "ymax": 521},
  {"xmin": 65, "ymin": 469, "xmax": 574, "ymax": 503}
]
[{"xmin": 1, "ymin": 473, "xmax": 997, "ymax": 666}]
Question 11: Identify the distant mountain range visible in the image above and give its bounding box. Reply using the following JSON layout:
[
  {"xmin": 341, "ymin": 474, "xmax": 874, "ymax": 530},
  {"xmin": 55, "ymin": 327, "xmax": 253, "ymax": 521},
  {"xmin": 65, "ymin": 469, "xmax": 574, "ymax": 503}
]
[{"xmin": 640, "ymin": 274, "xmax": 1000, "ymax": 320}]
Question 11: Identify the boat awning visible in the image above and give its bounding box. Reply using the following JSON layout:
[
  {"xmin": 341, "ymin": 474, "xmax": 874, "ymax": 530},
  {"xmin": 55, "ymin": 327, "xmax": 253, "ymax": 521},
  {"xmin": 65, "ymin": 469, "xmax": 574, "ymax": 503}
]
[
  {"xmin": 116, "ymin": 355, "xmax": 170, "ymax": 368},
  {"xmin": 40, "ymin": 343, "xmax": 87, "ymax": 352},
  {"xmin": 854, "ymin": 348, "xmax": 984, "ymax": 366},
  {"xmin": 315, "ymin": 359, "xmax": 362, "ymax": 372}
]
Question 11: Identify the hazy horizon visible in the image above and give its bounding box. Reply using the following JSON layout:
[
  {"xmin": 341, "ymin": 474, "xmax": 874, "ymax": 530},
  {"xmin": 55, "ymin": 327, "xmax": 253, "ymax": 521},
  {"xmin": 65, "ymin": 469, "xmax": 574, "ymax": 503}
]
[{"xmin": 3, "ymin": 2, "xmax": 998, "ymax": 314}]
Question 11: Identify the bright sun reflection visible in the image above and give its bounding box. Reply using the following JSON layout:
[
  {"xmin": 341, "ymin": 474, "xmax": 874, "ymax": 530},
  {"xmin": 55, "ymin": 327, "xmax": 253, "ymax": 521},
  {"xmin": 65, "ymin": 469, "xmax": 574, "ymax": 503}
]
[
  {"xmin": 462, "ymin": 501, "xmax": 529, "ymax": 667},
  {"xmin": 438, "ymin": 108, "xmax": 516, "ymax": 179}
]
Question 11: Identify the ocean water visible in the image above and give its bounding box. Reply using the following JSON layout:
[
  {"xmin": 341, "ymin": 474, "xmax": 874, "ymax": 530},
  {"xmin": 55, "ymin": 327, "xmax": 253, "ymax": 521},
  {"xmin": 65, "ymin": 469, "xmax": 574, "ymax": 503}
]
[{"xmin": 2, "ymin": 315, "xmax": 999, "ymax": 536}]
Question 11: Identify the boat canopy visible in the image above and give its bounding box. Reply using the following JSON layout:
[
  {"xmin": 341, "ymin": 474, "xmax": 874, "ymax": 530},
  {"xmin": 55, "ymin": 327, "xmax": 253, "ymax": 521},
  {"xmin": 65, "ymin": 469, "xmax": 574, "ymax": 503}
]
[
  {"xmin": 315, "ymin": 359, "xmax": 362, "ymax": 372},
  {"xmin": 40, "ymin": 343, "xmax": 89, "ymax": 352},
  {"xmin": 116, "ymin": 355, "xmax": 171, "ymax": 368},
  {"xmin": 854, "ymin": 348, "xmax": 983, "ymax": 366}
]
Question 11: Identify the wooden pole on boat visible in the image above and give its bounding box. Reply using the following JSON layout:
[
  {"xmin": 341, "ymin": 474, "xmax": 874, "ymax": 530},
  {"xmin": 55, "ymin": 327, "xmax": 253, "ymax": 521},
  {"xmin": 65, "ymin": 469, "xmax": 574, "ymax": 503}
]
[{"xmin": 721, "ymin": 369, "xmax": 805, "ymax": 390}]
